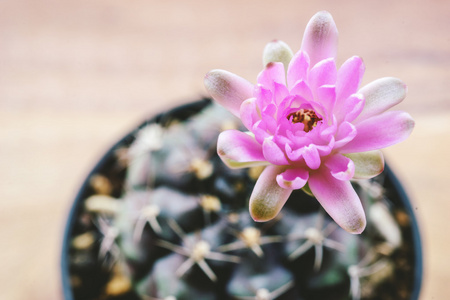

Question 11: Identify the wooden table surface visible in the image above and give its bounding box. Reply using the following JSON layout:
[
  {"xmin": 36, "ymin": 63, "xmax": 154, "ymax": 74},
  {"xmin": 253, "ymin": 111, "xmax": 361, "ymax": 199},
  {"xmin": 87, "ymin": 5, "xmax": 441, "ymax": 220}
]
[{"xmin": 1, "ymin": 0, "xmax": 449, "ymax": 299}]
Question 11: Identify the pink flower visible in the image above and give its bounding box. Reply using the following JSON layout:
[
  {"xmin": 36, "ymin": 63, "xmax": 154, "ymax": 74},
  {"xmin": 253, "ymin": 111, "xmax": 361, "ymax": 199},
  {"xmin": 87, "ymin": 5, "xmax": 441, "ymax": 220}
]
[{"xmin": 204, "ymin": 11, "xmax": 414, "ymax": 234}]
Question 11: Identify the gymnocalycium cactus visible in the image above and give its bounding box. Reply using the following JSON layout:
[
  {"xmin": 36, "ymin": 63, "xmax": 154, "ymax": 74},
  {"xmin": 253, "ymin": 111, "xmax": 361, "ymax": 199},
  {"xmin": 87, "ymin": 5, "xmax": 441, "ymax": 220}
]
[{"xmin": 69, "ymin": 11, "xmax": 417, "ymax": 300}]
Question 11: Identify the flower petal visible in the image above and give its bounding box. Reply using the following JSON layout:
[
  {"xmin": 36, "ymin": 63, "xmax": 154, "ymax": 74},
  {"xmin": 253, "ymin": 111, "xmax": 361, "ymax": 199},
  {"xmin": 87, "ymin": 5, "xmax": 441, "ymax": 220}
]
[
  {"xmin": 204, "ymin": 69, "xmax": 254, "ymax": 117},
  {"xmin": 334, "ymin": 93, "xmax": 365, "ymax": 124},
  {"xmin": 315, "ymin": 85, "xmax": 336, "ymax": 117},
  {"xmin": 254, "ymin": 85, "xmax": 273, "ymax": 110},
  {"xmin": 287, "ymin": 51, "xmax": 310, "ymax": 89},
  {"xmin": 289, "ymin": 80, "xmax": 314, "ymax": 102},
  {"xmin": 308, "ymin": 169, "xmax": 366, "ymax": 234},
  {"xmin": 276, "ymin": 168, "xmax": 309, "ymax": 189},
  {"xmin": 344, "ymin": 150, "xmax": 384, "ymax": 179},
  {"xmin": 303, "ymin": 144, "xmax": 321, "ymax": 169},
  {"xmin": 240, "ymin": 98, "xmax": 259, "ymax": 131},
  {"xmin": 300, "ymin": 11, "xmax": 339, "ymax": 67},
  {"xmin": 262, "ymin": 138, "xmax": 290, "ymax": 165},
  {"xmin": 263, "ymin": 40, "xmax": 294, "ymax": 72},
  {"xmin": 324, "ymin": 154, "xmax": 355, "ymax": 181},
  {"xmin": 252, "ymin": 120, "xmax": 271, "ymax": 144},
  {"xmin": 309, "ymin": 57, "xmax": 337, "ymax": 92},
  {"xmin": 217, "ymin": 130, "xmax": 268, "ymax": 169},
  {"xmin": 257, "ymin": 62, "xmax": 286, "ymax": 89},
  {"xmin": 272, "ymin": 82, "xmax": 290, "ymax": 105},
  {"xmin": 339, "ymin": 111, "xmax": 415, "ymax": 153},
  {"xmin": 335, "ymin": 56, "xmax": 365, "ymax": 104},
  {"xmin": 250, "ymin": 165, "xmax": 292, "ymax": 221},
  {"xmin": 355, "ymin": 77, "xmax": 407, "ymax": 123},
  {"xmin": 334, "ymin": 121, "xmax": 357, "ymax": 149}
]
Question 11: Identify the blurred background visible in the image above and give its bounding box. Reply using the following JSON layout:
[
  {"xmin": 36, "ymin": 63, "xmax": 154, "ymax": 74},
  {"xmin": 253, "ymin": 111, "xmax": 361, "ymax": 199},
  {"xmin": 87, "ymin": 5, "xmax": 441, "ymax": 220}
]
[{"xmin": 0, "ymin": 0, "xmax": 449, "ymax": 299}]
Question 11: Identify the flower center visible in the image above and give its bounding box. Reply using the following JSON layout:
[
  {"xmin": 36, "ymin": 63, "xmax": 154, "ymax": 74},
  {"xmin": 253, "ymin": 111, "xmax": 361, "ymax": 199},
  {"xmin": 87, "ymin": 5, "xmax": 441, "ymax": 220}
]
[{"xmin": 287, "ymin": 109, "xmax": 322, "ymax": 132}]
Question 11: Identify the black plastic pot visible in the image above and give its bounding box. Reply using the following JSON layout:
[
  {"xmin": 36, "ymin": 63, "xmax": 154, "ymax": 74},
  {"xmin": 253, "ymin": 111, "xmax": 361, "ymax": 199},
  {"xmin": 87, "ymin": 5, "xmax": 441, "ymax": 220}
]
[{"xmin": 61, "ymin": 99, "xmax": 422, "ymax": 300}]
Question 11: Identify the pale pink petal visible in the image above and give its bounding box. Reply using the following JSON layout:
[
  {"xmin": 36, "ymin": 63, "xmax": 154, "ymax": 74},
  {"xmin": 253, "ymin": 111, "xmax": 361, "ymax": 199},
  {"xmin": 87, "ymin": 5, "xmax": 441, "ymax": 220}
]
[
  {"xmin": 262, "ymin": 138, "xmax": 290, "ymax": 165},
  {"xmin": 240, "ymin": 98, "xmax": 260, "ymax": 131},
  {"xmin": 261, "ymin": 105, "xmax": 277, "ymax": 134},
  {"xmin": 355, "ymin": 77, "xmax": 407, "ymax": 123},
  {"xmin": 276, "ymin": 168, "xmax": 309, "ymax": 189},
  {"xmin": 315, "ymin": 85, "xmax": 336, "ymax": 117},
  {"xmin": 339, "ymin": 111, "xmax": 415, "ymax": 153},
  {"xmin": 257, "ymin": 62, "xmax": 286, "ymax": 88},
  {"xmin": 263, "ymin": 40, "xmax": 294, "ymax": 72},
  {"xmin": 287, "ymin": 51, "xmax": 310, "ymax": 88},
  {"xmin": 334, "ymin": 93, "xmax": 365, "ymax": 124},
  {"xmin": 275, "ymin": 127, "xmax": 297, "ymax": 148},
  {"xmin": 289, "ymin": 80, "xmax": 314, "ymax": 102},
  {"xmin": 316, "ymin": 143, "xmax": 334, "ymax": 156},
  {"xmin": 254, "ymin": 85, "xmax": 272, "ymax": 110},
  {"xmin": 249, "ymin": 165, "xmax": 292, "ymax": 222},
  {"xmin": 335, "ymin": 56, "xmax": 365, "ymax": 104},
  {"xmin": 303, "ymin": 145, "xmax": 321, "ymax": 169},
  {"xmin": 319, "ymin": 117, "xmax": 337, "ymax": 138},
  {"xmin": 300, "ymin": 11, "xmax": 339, "ymax": 67},
  {"xmin": 217, "ymin": 130, "xmax": 267, "ymax": 169},
  {"xmin": 308, "ymin": 169, "xmax": 366, "ymax": 234},
  {"xmin": 344, "ymin": 151, "xmax": 384, "ymax": 179},
  {"xmin": 309, "ymin": 58, "xmax": 337, "ymax": 91},
  {"xmin": 285, "ymin": 143, "xmax": 303, "ymax": 161},
  {"xmin": 252, "ymin": 120, "xmax": 271, "ymax": 144},
  {"xmin": 272, "ymin": 82, "xmax": 290, "ymax": 105},
  {"xmin": 334, "ymin": 122, "xmax": 357, "ymax": 149},
  {"xmin": 275, "ymin": 95, "xmax": 294, "ymax": 121},
  {"xmin": 204, "ymin": 69, "xmax": 254, "ymax": 118},
  {"xmin": 324, "ymin": 154, "xmax": 355, "ymax": 181}
]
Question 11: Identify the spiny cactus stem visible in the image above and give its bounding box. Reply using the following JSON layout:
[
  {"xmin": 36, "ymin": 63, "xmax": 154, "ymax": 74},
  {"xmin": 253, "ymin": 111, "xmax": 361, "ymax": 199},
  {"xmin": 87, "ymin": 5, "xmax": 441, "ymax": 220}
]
[
  {"xmin": 156, "ymin": 234, "xmax": 240, "ymax": 282},
  {"xmin": 156, "ymin": 240, "xmax": 218, "ymax": 281},
  {"xmin": 268, "ymin": 281, "xmax": 295, "ymax": 299},
  {"xmin": 240, "ymin": 227, "xmax": 264, "ymax": 257},
  {"xmin": 287, "ymin": 213, "xmax": 344, "ymax": 272},
  {"xmin": 189, "ymin": 158, "xmax": 214, "ymax": 179},
  {"xmin": 200, "ymin": 195, "xmax": 222, "ymax": 213},
  {"xmin": 195, "ymin": 259, "xmax": 217, "ymax": 282},
  {"xmin": 304, "ymin": 227, "xmax": 325, "ymax": 244},
  {"xmin": 241, "ymin": 227, "xmax": 261, "ymax": 246},
  {"xmin": 85, "ymin": 195, "xmax": 120, "ymax": 215},
  {"xmin": 133, "ymin": 204, "xmax": 162, "ymax": 242},
  {"xmin": 348, "ymin": 250, "xmax": 390, "ymax": 300},
  {"xmin": 191, "ymin": 240, "xmax": 211, "ymax": 261},
  {"xmin": 155, "ymin": 240, "xmax": 187, "ymax": 257},
  {"xmin": 167, "ymin": 219, "xmax": 187, "ymax": 241},
  {"xmin": 175, "ymin": 258, "xmax": 201, "ymax": 280},
  {"xmin": 348, "ymin": 257, "xmax": 389, "ymax": 278},
  {"xmin": 358, "ymin": 180, "xmax": 384, "ymax": 199},
  {"xmin": 217, "ymin": 227, "xmax": 283, "ymax": 258},
  {"xmin": 255, "ymin": 289, "xmax": 270, "ymax": 300},
  {"xmin": 200, "ymin": 195, "xmax": 222, "ymax": 226},
  {"xmin": 128, "ymin": 123, "xmax": 164, "ymax": 158},
  {"xmin": 96, "ymin": 216, "xmax": 119, "ymax": 259},
  {"xmin": 235, "ymin": 280, "xmax": 295, "ymax": 300},
  {"xmin": 142, "ymin": 293, "xmax": 177, "ymax": 300}
]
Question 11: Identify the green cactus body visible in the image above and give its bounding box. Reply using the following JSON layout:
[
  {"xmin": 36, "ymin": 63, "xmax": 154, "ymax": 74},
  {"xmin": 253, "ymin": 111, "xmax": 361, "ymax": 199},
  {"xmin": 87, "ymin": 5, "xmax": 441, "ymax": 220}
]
[{"xmin": 68, "ymin": 99, "xmax": 418, "ymax": 300}]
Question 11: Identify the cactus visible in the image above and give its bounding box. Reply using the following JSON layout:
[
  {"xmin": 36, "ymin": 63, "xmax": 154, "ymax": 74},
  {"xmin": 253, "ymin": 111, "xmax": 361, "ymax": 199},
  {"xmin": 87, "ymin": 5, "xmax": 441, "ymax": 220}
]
[{"xmin": 67, "ymin": 99, "xmax": 418, "ymax": 300}]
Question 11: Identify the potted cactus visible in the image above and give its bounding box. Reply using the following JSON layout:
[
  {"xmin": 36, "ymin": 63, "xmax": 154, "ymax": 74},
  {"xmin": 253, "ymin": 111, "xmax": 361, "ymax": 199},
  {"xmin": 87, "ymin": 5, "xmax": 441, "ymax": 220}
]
[{"xmin": 61, "ymin": 11, "xmax": 422, "ymax": 300}]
